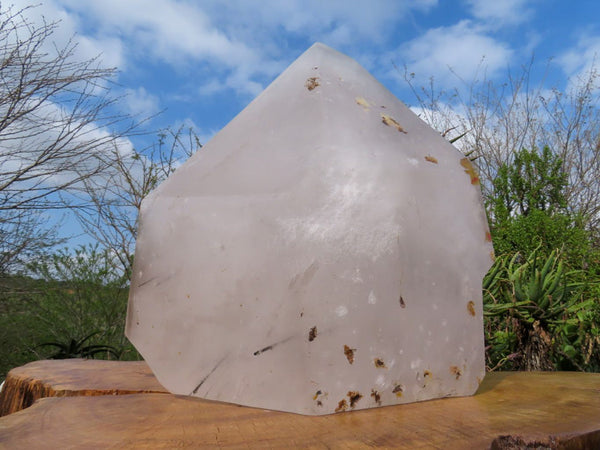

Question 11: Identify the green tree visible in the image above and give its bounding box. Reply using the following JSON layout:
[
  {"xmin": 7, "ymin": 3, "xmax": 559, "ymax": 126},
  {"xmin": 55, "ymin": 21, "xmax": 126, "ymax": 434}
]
[
  {"xmin": 25, "ymin": 245, "xmax": 133, "ymax": 351},
  {"xmin": 491, "ymin": 146, "xmax": 567, "ymax": 219},
  {"xmin": 489, "ymin": 147, "xmax": 591, "ymax": 265},
  {"xmin": 0, "ymin": 245, "xmax": 140, "ymax": 379}
]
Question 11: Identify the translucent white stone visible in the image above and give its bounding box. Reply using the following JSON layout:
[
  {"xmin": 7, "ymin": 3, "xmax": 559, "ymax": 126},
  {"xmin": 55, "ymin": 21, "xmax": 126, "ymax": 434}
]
[{"xmin": 126, "ymin": 42, "xmax": 494, "ymax": 415}]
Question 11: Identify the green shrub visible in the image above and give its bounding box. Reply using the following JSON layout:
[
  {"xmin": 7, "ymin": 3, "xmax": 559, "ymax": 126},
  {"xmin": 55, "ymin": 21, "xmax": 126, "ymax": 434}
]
[
  {"xmin": 0, "ymin": 245, "xmax": 140, "ymax": 380},
  {"xmin": 483, "ymin": 146, "xmax": 600, "ymax": 371},
  {"xmin": 488, "ymin": 147, "xmax": 593, "ymax": 265}
]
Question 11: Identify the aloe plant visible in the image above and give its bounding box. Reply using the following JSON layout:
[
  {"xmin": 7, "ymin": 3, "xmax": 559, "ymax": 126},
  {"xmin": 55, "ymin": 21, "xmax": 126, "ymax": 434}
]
[
  {"xmin": 38, "ymin": 331, "xmax": 122, "ymax": 360},
  {"xmin": 486, "ymin": 247, "xmax": 575, "ymax": 319},
  {"xmin": 483, "ymin": 246, "xmax": 599, "ymax": 371}
]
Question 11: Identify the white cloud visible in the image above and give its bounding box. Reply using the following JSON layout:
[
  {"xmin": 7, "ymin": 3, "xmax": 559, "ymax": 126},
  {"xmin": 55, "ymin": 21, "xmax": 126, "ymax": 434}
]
[
  {"xmin": 5, "ymin": 1, "xmax": 124, "ymax": 68},
  {"xmin": 196, "ymin": 79, "xmax": 226, "ymax": 97},
  {"xmin": 76, "ymin": 35, "xmax": 124, "ymax": 69},
  {"xmin": 226, "ymin": 0, "xmax": 438, "ymax": 46},
  {"xmin": 557, "ymin": 33, "xmax": 600, "ymax": 88},
  {"xmin": 0, "ymin": 3, "xmax": 138, "ymax": 208},
  {"xmin": 123, "ymin": 87, "xmax": 161, "ymax": 118},
  {"xmin": 0, "ymin": 97, "xmax": 135, "ymax": 197},
  {"xmin": 395, "ymin": 20, "xmax": 513, "ymax": 88},
  {"xmin": 54, "ymin": 0, "xmax": 270, "ymax": 96},
  {"xmin": 410, "ymin": 105, "xmax": 469, "ymax": 139},
  {"xmin": 41, "ymin": 0, "xmax": 439, "ymax": 97},
  {"xmin": 464, "ymin": 0, "xmax": 534, "ymax": 27},
  {"xmin": 57, "ymin": 0, "xmax": 253, "ymax": 65}
]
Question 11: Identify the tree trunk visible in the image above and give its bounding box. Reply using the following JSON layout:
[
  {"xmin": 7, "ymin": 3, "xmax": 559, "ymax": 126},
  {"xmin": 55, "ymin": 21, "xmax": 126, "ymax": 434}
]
[
  {"xmin": 0, "ymin": 359, "xmax": 166, "ymax": 416},
  {"xmin": 523, "ymin": 320, "xmax": 555, "ymax": 371}
]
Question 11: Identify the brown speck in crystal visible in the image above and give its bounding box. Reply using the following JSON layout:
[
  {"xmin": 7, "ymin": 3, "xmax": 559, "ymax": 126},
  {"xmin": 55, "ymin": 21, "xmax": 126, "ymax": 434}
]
[
  {"xmin": 344, "ymin": 345, "xmax": 355, "ymax": 364},
  {"xmin": 305, "ymin": 77, "xmax": 319, "ymax": 91},
  {"xmin": 381, "ymin": 114, "xmax": 407, "ymax": 133},
  {"xmin": 424, "ymin": 155, "xmax": 438, "ymax": 164},
  {"xmin": 374, "ymin": 358, "xmax": 386, "ymax": 369},
  {"xmin": 370, "ymin": 389, "xmax": 381, "ymax": 406},
  {"xmin": 424, "ymin": 370, "xmax": 432, "ymax": 378},
  {"xmin": 253, "ymin": 345, "xmax": 273, "ymax": 356},
  {"xmin": 399, "ymin": 296, "xmax": 406, "ymax": 308},
  {"xmin": 313, "ymin": 390, "xmax": 322, "ymax": 400},
  {"xmin": 355, "ymin": 97, "xmax": 370, "ymax": 110},
  {"xmin": 460, "ymin": 158, "xmax": 480, "ymax": 185},
  {"xmin": 347, "ymin": 391, "xmax": 362, "ymax": 408},
  {"xmin": 308, "ymin": 326, "xmax": 317, "ymax": 342},
  {"xmin": 335, "ymin": 399, "xmax": 347, "ymax": 412},
  {"xmin": 450, "ymin": 365, "xmax": 462, "ymax": 380},
  {"xmin": 317, "ymin": 400, "xmax": 323, "ymax": 407},
  {"xmin": 392, "ymin": 384, "xmax": 403, "ymax": 397},
  {"xmin": 467, "ymin": 301, "xmax": 476, "ymax": 316}
]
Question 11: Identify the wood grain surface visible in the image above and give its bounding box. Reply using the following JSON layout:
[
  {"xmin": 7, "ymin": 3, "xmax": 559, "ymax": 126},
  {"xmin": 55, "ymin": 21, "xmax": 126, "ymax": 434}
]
[
  {"xmin": 0, "ymin": 365, "xmax": 599, "ymax": 448},
  {"xmin": 0, "ymin": 359, "xmax": 166, "ymax": 416}
]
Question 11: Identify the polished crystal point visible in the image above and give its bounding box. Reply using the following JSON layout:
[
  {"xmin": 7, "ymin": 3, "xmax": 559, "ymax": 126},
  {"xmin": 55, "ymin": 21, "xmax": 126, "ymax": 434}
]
[{"xmin": 126, "ymin": 42, "xmax": 494, "ymax": 415}]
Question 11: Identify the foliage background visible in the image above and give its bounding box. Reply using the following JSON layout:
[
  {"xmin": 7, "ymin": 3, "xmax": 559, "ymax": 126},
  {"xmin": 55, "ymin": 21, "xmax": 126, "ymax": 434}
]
[
  {"xmin": 0, "ymin": 246, "xmax": 140, "ymax": 379},
  {"xmin": 482, "ymin": 147, "xmax": 600, "ymax": 372}
]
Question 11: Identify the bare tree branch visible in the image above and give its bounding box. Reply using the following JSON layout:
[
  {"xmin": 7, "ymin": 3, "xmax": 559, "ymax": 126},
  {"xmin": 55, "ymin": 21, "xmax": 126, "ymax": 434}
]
[
  {"xmin": 401, "ymin": 57, "xmax": 600, "ymax": 240},
  {"xmin": 0, "ymin": 4, "xmax": 141, "ymax": 272},
  {"xmin": 72, "ymin": 126, "xmax": 201, "ymax": 278}
]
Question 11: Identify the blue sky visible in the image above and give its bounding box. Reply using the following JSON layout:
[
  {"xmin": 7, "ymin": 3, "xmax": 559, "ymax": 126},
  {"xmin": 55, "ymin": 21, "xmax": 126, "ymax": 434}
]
[
  {"xmin": 12, "ymin": 0, "xmax": 600, "ymax": 145},
  {"xmin": 7, "ymin": 0, "xmax": 600, "ymax": 248}
]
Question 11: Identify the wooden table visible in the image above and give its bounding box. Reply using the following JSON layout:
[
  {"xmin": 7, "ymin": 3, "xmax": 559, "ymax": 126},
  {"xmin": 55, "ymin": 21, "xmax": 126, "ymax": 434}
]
[{"xmin": 0, "ymin": 360, "xmax": 599, "ymax": 448}]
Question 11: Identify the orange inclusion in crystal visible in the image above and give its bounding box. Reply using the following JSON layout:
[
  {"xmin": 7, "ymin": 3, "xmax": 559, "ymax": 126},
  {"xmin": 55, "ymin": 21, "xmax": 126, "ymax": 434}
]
[{"xmin": 460, "ymin": 158, "xmax": 480, "ymax": 185}]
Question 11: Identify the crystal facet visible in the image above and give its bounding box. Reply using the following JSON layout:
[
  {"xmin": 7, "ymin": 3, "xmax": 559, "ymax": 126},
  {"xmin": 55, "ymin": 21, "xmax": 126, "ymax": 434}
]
[{"xmin": 126, "ymin": 42, "xmax": 494, "ymax": 415}]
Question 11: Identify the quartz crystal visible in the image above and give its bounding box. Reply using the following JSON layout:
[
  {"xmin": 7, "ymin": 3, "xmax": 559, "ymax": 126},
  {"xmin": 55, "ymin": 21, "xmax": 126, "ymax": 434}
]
[{"xmin": 126, "ymin": 42, "xmax": 494, "ymax": 415}]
